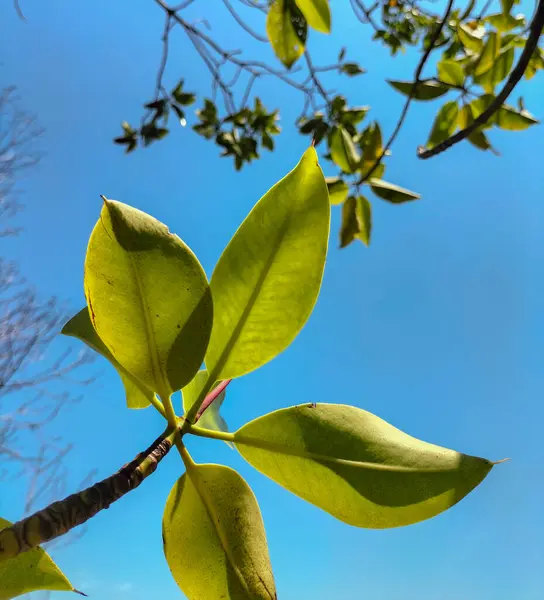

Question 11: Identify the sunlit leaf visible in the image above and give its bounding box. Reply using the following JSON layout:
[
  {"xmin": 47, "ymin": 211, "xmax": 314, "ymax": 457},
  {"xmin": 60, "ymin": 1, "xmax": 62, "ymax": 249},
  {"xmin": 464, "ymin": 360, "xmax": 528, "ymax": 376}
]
[
  {"xmin": 294, "ymin": 0, "xmax": 331, "ymax": 33},
  {"xmin": 487, "ymin": 12, "xmax": 525, "ymax": 31},
  {"xmin": 437, "ymin": 59, "xmax": 465, "ymax": 87},
  {"xmin": 474, "ymin": 32, "xmax": 500, "ymax": 76},
  {"xmin": 340, "ymin": 195, "xmax": 372, "ymax": 248},
  {"xmin": 234, "ymin": 404, "xmax": 494, "ymax": 528},
  {"xmin": 495, "ymin": 104, "xmax": 540, "ymax": 130},
  {"xmin": 163, "ymin": 464, "xmax": 275, "ymax": 600},
  {"xmin": 330, "ymin": 127, "xmax": 361, "ymax": 173},
  {"xmin": 0, "ymin": 518, "xmax": 76, "ymax": 599},
  {"xmin": 325, "ymin": 177, "xmax": 349, "ymax": 205},
  {"xmin": 387, "ymin": 80, "xmax": 450, "ymax": 101},
  {"xmin": 427, "ymin": 101, "xmax": 459, "ymax": 147},
  {"xmin": 457, "ymin": 23, "xmax": 485, "ymax": 53},
  {"xmin": 473, "ymin": 46, "xmax": 514, "ymax": 93},
  {"xmin": 457, "ymin": 104, "xmax": 473, "ymax": 129},
  {"xmin": 267, "ymin": 0, "xmax": 307, "ymax": 68},
  {"xmin": 84, "ymin": 199, "xmax": 213, "ymax": 397},
  {"xmin": 182, "ymin": 370, "xmax": 233, "ymax": 447},
  {"xmin": 369, "ymin": 178, "xmax": 420, "ymax": 203},
  {"xmin": 62, "ymin": 308, "xmax": 153, "ymax": 409},
  {"xmin": 205, "ymin": 147, "xmax": 329, "ymax": 381}
]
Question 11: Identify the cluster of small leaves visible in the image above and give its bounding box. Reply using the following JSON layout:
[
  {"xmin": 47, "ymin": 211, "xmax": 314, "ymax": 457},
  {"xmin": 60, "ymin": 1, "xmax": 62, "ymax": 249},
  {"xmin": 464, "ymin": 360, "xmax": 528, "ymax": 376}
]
[
  {"xmin": 112, "ymin": 0, "xmax": 542, "ymax": 248},
  {"xmin": 193, "ymin": 97, "xmax": 281, "ymax": 170},
  {"xmin": 0, "ymin": 148, "xmax": 498, "ymax": 599}
]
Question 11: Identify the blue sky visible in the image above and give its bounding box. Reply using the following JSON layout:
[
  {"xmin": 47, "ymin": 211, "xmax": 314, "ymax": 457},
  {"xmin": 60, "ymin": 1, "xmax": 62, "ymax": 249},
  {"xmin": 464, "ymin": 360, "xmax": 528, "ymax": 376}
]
[{"xmin": 1, "ymin": 1, "xmax": 543, "ymax": 599}]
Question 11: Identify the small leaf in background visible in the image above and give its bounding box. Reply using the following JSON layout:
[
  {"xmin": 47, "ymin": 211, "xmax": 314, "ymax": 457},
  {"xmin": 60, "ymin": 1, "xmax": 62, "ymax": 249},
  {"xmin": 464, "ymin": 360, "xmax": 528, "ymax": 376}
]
[
  {"xmin": 340, "ymin": 62, "xmax": 366, "ymax": 76},
  {"xmin": 0, "ymin": 518, "xmax": 76, "ymax": 599},
  {"xmin": 387, "ymin": 80, "xmax": 450, "ymax": 101},
  {"xmin": 474, "ymin": 32, "xmax": 500, "ymax": 76},
  {"xmin": 205, "ymin": 147, "xmax": 329, "ymax": 381},
  {"xmin": 340, "ymin": 195, "xmax": 372, "ymax": 248},
  {"xmin": 267, "ymin": 0, "xmax": 308, "ymax": 68},
  {"xmin": 163, "ymin": 465, "xmax": 275, "ymax": 600},
  {"xmin": 325, "ymin": 177, "xmax": 349, "ymax": 205},
  {"xmin": 437, "ymin": 59, "xmax": 465, "ymax": 87},
  {"xmin": 495, "ymin": 104, "xmax": 540, "ymax": 130},
  {"xmin": 182, "ymin": 370, "xmax": 233, "ymax": 447},
  {"xmin": 84, "ymin": 200, "xmax": 213, "ymax": 397},
  {"xmin": 330, "ymin": 127, "xmax": 361, "ymax": 173},
  {"xmin": 427, "ymin": 101, "xmax": 459, "ymax": 147},
  {"xmin": 473, "ymin": 46, "xmax": 514, "ymax": 93},
  {"xmin": 62, "ymin": 308, "xmax": 153, "ymax": 409},
  {"xmin": 294, "ymin": 0, "xmax": 331, "ymax": 33},
  {"xmin": 234, "ymin": 404, "xmax": 494, "ymax": 528},
  {"xmin": 457, "ymin": 23, "xmax": 485, "ymax": 53},
  {"xmin": 468, "ymin": 129, "xmax": 498, "ymax": 154},
  {"xmin": 369, "ymin": 178, "xmax": 420, "ymax": 203}
]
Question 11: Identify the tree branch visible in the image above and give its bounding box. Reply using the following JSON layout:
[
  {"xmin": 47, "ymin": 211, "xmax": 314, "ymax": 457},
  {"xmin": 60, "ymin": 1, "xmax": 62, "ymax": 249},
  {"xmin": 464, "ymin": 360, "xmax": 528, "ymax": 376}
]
[
  {"xmin": 0, "ymin": 425, "xmax": 178, "ymax": 562},
  {"xmin": 418, "ymin": 0, "xmax": 544, "ymax": 160}
]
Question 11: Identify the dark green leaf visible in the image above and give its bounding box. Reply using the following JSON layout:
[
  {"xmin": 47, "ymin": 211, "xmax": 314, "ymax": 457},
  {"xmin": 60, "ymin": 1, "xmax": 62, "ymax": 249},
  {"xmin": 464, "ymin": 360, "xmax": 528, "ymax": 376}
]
[
  {"xmin": 340, "ymin": 63, "xmax": 366, "ymax": 76},
  {"xmin": 468, "ymin": 129, "xmax": 498, "ymax": 153},
  {"xmin": 427, "ymin": 101, "xmax": 459, "ymax": 147},
  {"xmin": 340, "ymin": 195, "xmax": 372, "ymax": 247},
  {"xmin": 369, "ymin": 178, "xmax": 420, "ymax": 203},
  {"xmin": 387, "ymin": 80, "xmax": 450, "ymax": 101},
  {"xmin": 171, "ymin": 104, "xmax": 187, "ymax": 126}
]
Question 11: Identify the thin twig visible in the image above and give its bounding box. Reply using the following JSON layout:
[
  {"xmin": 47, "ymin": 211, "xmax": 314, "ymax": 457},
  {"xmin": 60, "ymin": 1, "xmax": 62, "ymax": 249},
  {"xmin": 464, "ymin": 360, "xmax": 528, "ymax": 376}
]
[
  {"xmin": 359, "ymin": 0, "xmax": 455, "ymax": 183},
  {"xmin": 418, "ymin": 0, "xmax": 544, "ymax": 160},
  {"xmin": 222, "ymin": 0, "xmax": 268, "ymax": 42}
]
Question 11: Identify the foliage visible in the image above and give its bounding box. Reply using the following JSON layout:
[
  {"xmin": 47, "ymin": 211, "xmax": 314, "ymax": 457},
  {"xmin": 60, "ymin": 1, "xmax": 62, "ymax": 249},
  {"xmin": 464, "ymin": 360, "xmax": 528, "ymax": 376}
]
[
  {"xmin": 0, "ymin": 148, "xmax": 501, "ymax": 599},
  {"xmin": 108, "ymin": 0, "xmax": 543, "ymax": 247}
]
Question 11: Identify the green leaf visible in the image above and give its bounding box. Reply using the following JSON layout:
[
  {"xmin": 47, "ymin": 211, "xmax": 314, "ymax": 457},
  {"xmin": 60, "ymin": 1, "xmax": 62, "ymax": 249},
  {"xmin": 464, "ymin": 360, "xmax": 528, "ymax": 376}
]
[
  {"xmin": 468, "ymin": 129, "xmax": 498, "ymax": 153},
  {"xmin": 0, "ymin": 518, "xmax": 75, "ymax": 599},
  {"xmin": 495, "ymin": 104, "xmax": 540, "ymax": 130},
  {"xmin": 330, "ymin": 127, "xmax": 361, "ymax": 173},
  {"xmin": 234, "ymin": 404, "xmax": 494, "ymax": 528},
  {"xmin": 500, "ymin": 0, "xmax": 514, "ymax": 14},
  {"xmin": 457, "ymin": 23, "xmax": 484, "ymax": 54},
  {"xmin": 369, "ymin": 179, "xmax": 420, "ymax": 204},
  {"xmin": 427, "ymin": 101, "xmax": 459, "ymax": 147},
  {"xmin": 84, "ymin": 199, "xmax": 213, "ymax": 397},
  {"xmin": 469, "ymin": 94, "xmax": 496, "ymax": 129},
  {"xmin": 473, "ymin": 46, "xmax": 514, "ymax": 93},
  {"xmin": 437, "ymin": 59, "xmax": 465, "ymax": 87},
  {"xmin": 387, "ymin": 80, "xmax": 450, "ymax": 101},
  {"xmin": 340, "ymin": 62, "xmax": 366, "ymax": 76},
  {"xmin": 205, "ymin": 147, "xmax": 329, "ymax": 381},
  {"xmin": 325, "ymin": 177, "xmax": 349, "ymax": 205},
  {"xmin": 62, "ymin": 308, "xmax": 153, "ymax": 409},
  {"xmin": 487, "ymin": 12, "xmax": 524, "ymax": 32},
  {"xmin": 182, "ymin": 370, "xmax": 233, "ymax": 447},
  {"xmin": 163, "ymin": 464, "xmax": 275, "ymax": 600},
  {"xmin": 294, "ymin": 0, "xmax": 331, "ymax": 33},
  {"xmin": 474, "ymin": 32, "xmax": 500, "ymax": 76},
  {"xmin": 267, "ymin": 0, "xmax": 307, "ymax": 68},
  {"xmin": 457, "ymin": 104, "xmax": 473, "ymax": 129},
  {"xmin": 340, "ymin": 195, "xmax": 372, "ymax": 248}
]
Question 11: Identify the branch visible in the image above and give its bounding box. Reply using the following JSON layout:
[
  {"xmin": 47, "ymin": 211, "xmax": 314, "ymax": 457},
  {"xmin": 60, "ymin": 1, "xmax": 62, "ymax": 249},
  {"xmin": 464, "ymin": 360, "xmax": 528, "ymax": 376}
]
[
  {"xmin": 0, "ymin": 425, "xmax": 177, "ymax": 562},
  {"xmin": 418, "ymin": 0, "xmax": 544, "ymax": 160},
  {"xmin": 359, "ymin": 0, "xmax": 455, "ymax": 183}
]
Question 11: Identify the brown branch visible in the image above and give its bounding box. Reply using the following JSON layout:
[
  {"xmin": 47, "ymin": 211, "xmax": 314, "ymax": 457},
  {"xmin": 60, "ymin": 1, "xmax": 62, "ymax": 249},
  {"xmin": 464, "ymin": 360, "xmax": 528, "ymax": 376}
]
[
  {"xmin": 359, "ymin": 0, "xmax": 455, "ymax": 184},
  {"xmin": 0, "ymin": 426, "xmax": 177, "ymax": 562},
  {"xmin": 418, "ymin": 0, "xmax": 544, "ymax": 160}
]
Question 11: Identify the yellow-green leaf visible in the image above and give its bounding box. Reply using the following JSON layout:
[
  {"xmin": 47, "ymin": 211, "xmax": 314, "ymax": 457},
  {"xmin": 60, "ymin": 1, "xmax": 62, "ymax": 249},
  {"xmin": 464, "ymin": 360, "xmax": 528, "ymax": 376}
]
[
  {"xmin": 205, "ymin": 147, "xmax": 329, "ymax": 381},
  {"xmin": 495, "ymin": 104, "xmax": 540, "ymax": 130},
  {"xmin": 0, "ymin": 518, "xmax": 75, "ymax": 599},
  {"xmin": 457, "ymin": 23, "xmax": 485, "ymax": 53},
  {"xmin": 62, "ymin": 308, "xmax": 153, "ymax": 409},
  {"xmin": 330, "ymin": 126, "xmax": 361, "ymax": 173},
  {"xmin": 369, "ymin": 179, "xmax": 420, "ymax": 203},
  {"xmin": 163, "ymin": 464, "xmax": 275, "ymax": 600},
  {"xmin": 473, "ymin": 46, "xmax": 514, "ymax": 93},
  {"xmin": 437, "ymin": 59, "xmax": 465, "ymax": 86},
  {"xmin": 182, "ymin": 370, "xmax": 233, "ymax": 447},
  {"xmin": 267, "ymin": 0, "xmax": 307, "ymax": 68},
  {"xmin": 234, "ymin": 404, "xmax": 494, "ymax": 529},
  {"xmin": 294, "ymin": 0, "xmax": 331, "ymax": 33},
  {"xmin": 387, "ymin": 80, "xmax": 450, "ymax": 101},
  {"xmin": 361, "ymin": 121, "xmax": 383, "ymax": 162},
  {"xmin": 427, "ymin": 101, "xmax": 459, "ymax": 147},
  {"xmin": 457, "ymin": 104, "xmax": 473, "ymax": 129},
  {"xmin": 487, "ymin": 12, "xmax": 524, "ymax": 31},
  {"xmin": 84, "ymin": 199, "xmax": 213, "ymax": 397},
  {"xmin": 474, "ymin": 32, "xmax": 500, "ymax": 76},
  {"xmin": 339, "ymin": 195, "xmax": 372, "ymax": 248},
  {"xmin": 325, "ymin": 177, "xmax": 349, "ymax": 205},
  {"xmin": 469, "ymin": 94, "xmax": 496, "ymax": 129}
]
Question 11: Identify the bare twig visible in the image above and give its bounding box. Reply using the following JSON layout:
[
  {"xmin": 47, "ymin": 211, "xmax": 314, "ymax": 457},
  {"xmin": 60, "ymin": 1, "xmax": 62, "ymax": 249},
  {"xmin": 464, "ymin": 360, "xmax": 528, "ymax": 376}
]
[
  {"xmin": 418, "ymin": 0, "xmax": 544, "ymax": 159},
  {"xmin": 222, "ymin": 0, "xmax": 268, "ymax": 42}
]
